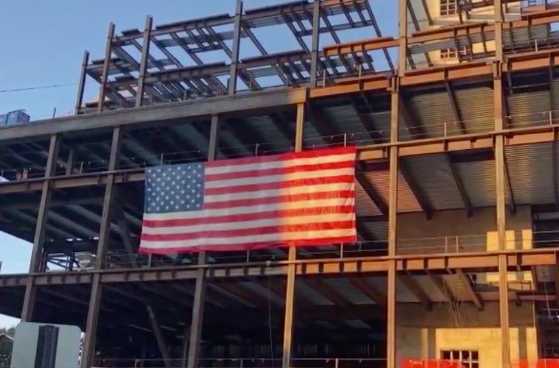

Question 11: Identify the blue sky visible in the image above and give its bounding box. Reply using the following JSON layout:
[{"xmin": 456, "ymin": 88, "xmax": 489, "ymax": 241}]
[{"xmin": 0, "ymin": 0, "xmax": 396, "ymax": 328}]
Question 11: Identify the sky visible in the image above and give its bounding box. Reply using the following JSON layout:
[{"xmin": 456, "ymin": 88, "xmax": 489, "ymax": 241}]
[{"xmin": 0, "ymin": 0, "xmax": 397, "ymax": 328}]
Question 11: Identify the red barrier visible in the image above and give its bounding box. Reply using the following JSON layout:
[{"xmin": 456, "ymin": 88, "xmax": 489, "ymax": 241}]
[
  {"xmin": 401, "ymin": 359, "xmax": 461, "ymax": 368},
  {"xmin": 510, "ymin": 359, "xmax": 559, "ymax": 368}
]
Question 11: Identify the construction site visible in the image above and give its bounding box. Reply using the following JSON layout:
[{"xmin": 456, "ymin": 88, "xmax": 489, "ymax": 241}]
[{"xmin": 3, "ymin": 0, "xmax": 559, "ymax": 367}]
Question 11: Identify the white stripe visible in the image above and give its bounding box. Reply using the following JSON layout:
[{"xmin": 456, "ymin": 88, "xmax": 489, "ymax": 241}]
[
  {"xmin": 143, "ymin": 197, "xmax": 355, "ymax": 221},
  {"xmin": 205, "ymin": 168, "xmax": 354, "ymax": 189},
  {"xmin": 142, "ymin": 213, "xmax": 355, "ymax": 234},
  {"xmin": 140, "ymin": 228, "xmax": 356, "ymax": 249},
  {"xmin": 205, "ymin": 182, "xmax": 352, "ymax": 203},
  {"xmin": 205, "ymin": 153, "xmax": 355, "ymax": 175}
]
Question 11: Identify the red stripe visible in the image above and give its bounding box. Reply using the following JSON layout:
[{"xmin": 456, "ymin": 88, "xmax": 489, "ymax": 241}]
[
  {"xmin": 142, "ymin": 205, "xmax": 355, "ymax": 228},
  {"xmin": 139, "ymin": 235, "xmax": 357, "ymax": 254},
  {"xmin": 205, "ymin": 175, "xmax": 354, "ymax": 195},
  {"xmin": 205, "ymin": 146, "xmax": 357, "ymax": 168},
  {"xmin": 205, "ymin": 161, "xmax": 354, "ymax": 181},
  {"xmin": 141, "ymin": 220, "xmax": 355, "ymax": 241},
  {"xmin": 203, "ymin": 190, "xmax": 354, "ymax": 209}
]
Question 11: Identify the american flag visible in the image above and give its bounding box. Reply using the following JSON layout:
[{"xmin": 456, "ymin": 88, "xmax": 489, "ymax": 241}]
[{"xmin": 139, "ymin": 146, "xmax": 357, "ymax": 254}]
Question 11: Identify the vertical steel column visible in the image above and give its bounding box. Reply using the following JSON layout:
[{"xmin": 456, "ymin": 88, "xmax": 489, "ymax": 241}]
[
  {"xmin": 98, "ymin": 22, "xmax": 115, "ymax": 113},
  {"xmin": 282, "ymin": 103, "xmax": 305, "ymax": 368},
  {"xmin": 96, "ymin": 127, "xmax": 122, "ymax": 265},
  {"xmin": 147, "ymin": 305, "xmax": 172, "ymax": 368},
  {"xmin": 309, "ymin": 0, "xmax": 321, "ymax": 87},
  {"xmin": 136, "ymin": 16, "xmax": 154, "ymax": 108},
  {"xmin": 186, "ymin": 115, "xmax": 219, "ymax": 368},
  {"xmin": 387, "ymin": 76, "xmax": 400, "ymax": 368},
  {"xmin": 81, "ymin": 273, "xmax": 102, "ymax": 368},
  {"xmin": 228, "ymin": 0, "xmax": 243, "ymax": 95},
  {"xmin": 21, "ymin": 134, "xmax": 60, "ymax": 322},
  {"xmin": 494, "ymin": 1, "xmax": 510, "ymax": 365},
  {"xmin": 81, "ymin": 127, "xmax": 122, "ymax": 368},
  {"xmin": 74, "ymin": 51, "xmax": 90, "ymax": 115},
  {"xmin": 399, "ymin": 0, "xmax": 408, "ymax": 73}
]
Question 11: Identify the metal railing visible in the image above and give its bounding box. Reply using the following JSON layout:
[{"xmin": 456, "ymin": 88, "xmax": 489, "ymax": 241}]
[{"xmin": 93, "ymin": 357, "xmax": 386, "ymax": 368}]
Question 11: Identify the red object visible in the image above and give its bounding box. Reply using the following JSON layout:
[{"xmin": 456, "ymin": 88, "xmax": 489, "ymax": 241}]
[{"xmin": 401, "ymin": 359, "xmax": 461, "ymax": 368}]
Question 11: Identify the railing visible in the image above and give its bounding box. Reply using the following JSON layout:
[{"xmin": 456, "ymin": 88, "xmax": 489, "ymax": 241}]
[
  {"xmin": 93, "ymin": 357, "xmax": 386, "ymax": 368},
  {"xmin": 400, "ymin": 360, "xmax": 461, "ymax": 368},
  {"xmin": 5, "ymin": 106, "xmax": 559, "ymax": 182}
]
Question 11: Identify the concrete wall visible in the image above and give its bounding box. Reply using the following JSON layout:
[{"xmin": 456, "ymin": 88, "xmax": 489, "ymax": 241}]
[{"xmin": 396, "ymin": 302, "xmax": 538, "ymax": 368}]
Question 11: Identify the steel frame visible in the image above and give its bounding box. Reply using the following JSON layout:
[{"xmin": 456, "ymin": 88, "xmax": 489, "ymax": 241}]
[{"xmin": 6, "ymin": 1, "xmax": 559, "ymax": 368}]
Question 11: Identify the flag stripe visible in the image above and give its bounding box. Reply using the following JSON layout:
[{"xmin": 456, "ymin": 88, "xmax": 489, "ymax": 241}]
[
  {"xmin": 141, "ymin": 213, "xmax": 355, "ymax": 235},
  {"xmin": 204, "ymin": 175, "xmax": 354, "ymax": 195},
  {"xmin": 139, "ymin": 236, "xmax": 356, "ymax": 254},
  {"xmin": 143, "ymin": 197, "xmax": 354, "ymax": 221},
  {"xmin": 142, "ymin": 205, "xmax": 355, "ymax": 227},
  {"xmin": 141, "ymin": 221, "xmax": 355, "ymax": 241},
  {"xmin": 205, "ymin": 161, "xmax": 354, "ymax": 181},
  {"xmin": 203, "ymin": 190, "xmax": 354, "ymax": 210},
  {"xmin": 205, "ymin": 146, "xmax": 356, "ymax": 170},
  {"xmin": 205, "ymin": 168, "xmax": 354, "ymax": 189},
  {"xmin": 205, "ymin": 182, "xmax": 353, "ymax": 203}
]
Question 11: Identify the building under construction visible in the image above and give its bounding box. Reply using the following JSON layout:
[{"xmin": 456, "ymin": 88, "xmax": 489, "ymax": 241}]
[{"xmin": 2, "ymin": 0, "xmax": 559, "ymax": 367}]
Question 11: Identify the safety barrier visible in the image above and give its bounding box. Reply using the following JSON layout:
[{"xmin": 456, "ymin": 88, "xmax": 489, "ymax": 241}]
[{"xmin": 400, "ymin": 359, "xmax": 461, "ymax": 368}]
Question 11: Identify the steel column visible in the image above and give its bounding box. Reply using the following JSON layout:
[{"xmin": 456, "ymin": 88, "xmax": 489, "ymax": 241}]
[
  {"xmin": 228, "ymin": 0, "xmax": 243, "ymax": 95},
  {"xmin": 186, "ymin": 116, "xmax": 218, "ymax": 368},
  {"xmin": 136, "ymin": 16, "xmax": 154, "ymax": 107},
  {"xmin": 310, "ymin": 0, "xmax": 321, "ymax": 87},
  {"xmin": 399, "ymin": 0, "xmax": 408, "ymax": 73},
  {"xmin": 21, "ymin": 135, "xmax": 59, "ymax": 321},
  {"xmin": 186, "ymin": 252, "xmax": 207, "ymax": 368},
  {"xmin": 80, "ymin": 274, "xmax": 102, "ymax": 368},
  {"xmin": 147, "ymin": 305, "xmax": 172, "ymax": 368},
  {"xmin": 494, "ymin": 2, "xmax": 510, "ymax": 362},
  {"xmin": 499, "ymin": 254, "xmax": 511, "ymax": 367},
  {"xmin": 74, "ymin": 50, "xmax": 90, "ymax": 115},
  {"xmin": 81, "ymin": 127, "xmax": 122, "ymax": 368},
  {"xmin": 282, "ymin": 103, "xmax": 305, "ymax": 368},
  {"xmin": 98, "ymin": 22, "xmax": 115, "ymax": 113},
  {"xmin": 387, "ymin": 77, "xmax": 400, "ymax": 368}
]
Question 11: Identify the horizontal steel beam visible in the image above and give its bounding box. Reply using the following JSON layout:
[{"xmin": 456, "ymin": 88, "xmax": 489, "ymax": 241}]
[{"xmin": 1, "ymin": 248, "xmax": 557, "ymax": 287}]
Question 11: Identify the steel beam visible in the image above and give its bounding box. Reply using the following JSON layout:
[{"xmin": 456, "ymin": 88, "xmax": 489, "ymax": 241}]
[
  {"xmin": 228, "ymin": 0, "xmax": 243, "ymax": 95},
  {"xmin": 74, "ymin": 51, "xmax": 90, "ymax": 115},
  {"xmin": 147, "ymin": 305, "xmax": 172, "ymax": 367},
  {"xmin": 98, "ymin": 23, "xmax": 116, "ymax": 113},
  {"xmin": 21, "ymin": 134, "xmax": 59, "ymax": 322},
  {"xmin": 499, "ymin": 254, "xmax": 511, "ymax": 367},
  {"xmin": 81, "ymin": 274, "xmax": 102, "ymax": 368},
  {"xmin": 310, "ymin": 0, "xmax": 321, "ymax": 87},
  {"xmin": 136, "ymin": 16, "xmax": 154, "ymax": 107},
  {"xmin": 96, "ymin": 127, "xmax": 122, "ymax": 267},
  {"xmin": 282, "ymin": 102, "xmax": 304, "ymax": 368},
  {"xmin": 186, "ymin": 115, "xmax": 218, "ymax": 368}
]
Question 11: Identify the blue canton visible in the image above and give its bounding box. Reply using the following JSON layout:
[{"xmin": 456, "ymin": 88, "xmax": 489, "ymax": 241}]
[{"xmin": 144, "ymin": 163, "xmax": 204, "ymax": 214}]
